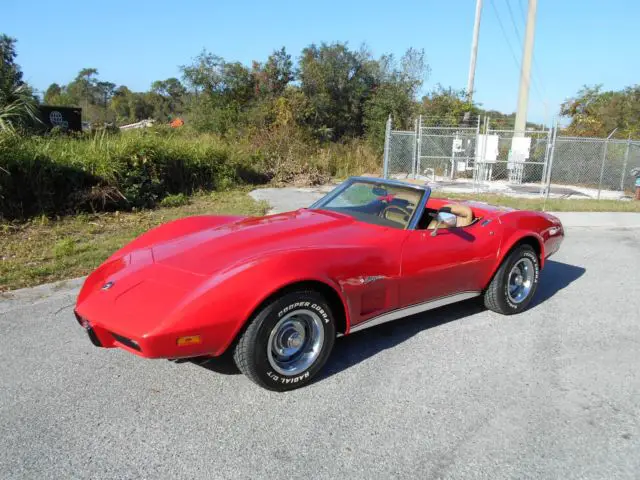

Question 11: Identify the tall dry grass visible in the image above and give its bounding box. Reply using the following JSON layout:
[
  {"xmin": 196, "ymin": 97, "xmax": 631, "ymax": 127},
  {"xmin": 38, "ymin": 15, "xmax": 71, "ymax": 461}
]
[{"xmin": 0, "ymin": 126, "xmax": 381, "ymax": 219}]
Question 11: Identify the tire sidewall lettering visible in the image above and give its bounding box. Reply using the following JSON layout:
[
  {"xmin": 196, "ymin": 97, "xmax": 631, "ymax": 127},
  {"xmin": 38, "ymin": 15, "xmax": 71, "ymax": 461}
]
[
  {"xmin": 257, "ymin": 293, "xmax": 336, "ymax": 390},
  {"xmin": 504, "ymin": 250, "xmax": 539, "ymax": 310},
  {"xmin": 277, "ymin": 301, "xmax": 330, "ymax": 324},
  {"xmin": 267, "ymin": 370, "xmax": 311, "ymax": 385}
]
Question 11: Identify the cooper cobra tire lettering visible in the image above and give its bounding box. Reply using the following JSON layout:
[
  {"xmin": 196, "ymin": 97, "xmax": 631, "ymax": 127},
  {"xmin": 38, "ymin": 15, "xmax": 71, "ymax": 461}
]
[
  {"xmin": 233, "ymin": 290, "xmax": 336, "ymax": 391},
  {"xmin": 278, "ymin": 302, "xmax": 329, "ymax": 323}
]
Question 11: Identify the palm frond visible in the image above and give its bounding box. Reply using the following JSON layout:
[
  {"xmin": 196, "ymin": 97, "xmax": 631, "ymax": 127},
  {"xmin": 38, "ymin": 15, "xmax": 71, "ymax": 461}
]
[{"xmin": 0, "ymin": 84, "xmax": 41, "ymax": 134}]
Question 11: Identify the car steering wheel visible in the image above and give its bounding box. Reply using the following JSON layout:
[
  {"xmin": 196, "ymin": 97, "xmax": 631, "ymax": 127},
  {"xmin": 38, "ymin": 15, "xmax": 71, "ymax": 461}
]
[{"xmin": 381, "ymin": 205, "xmax": 412, "ymax": 223}]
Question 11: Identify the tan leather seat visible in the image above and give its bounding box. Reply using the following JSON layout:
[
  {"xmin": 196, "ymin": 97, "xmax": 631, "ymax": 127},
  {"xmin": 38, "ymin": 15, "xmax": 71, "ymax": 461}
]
[{"xmin": 427, "ymin": 203, "xmax": 474, "ymax": 229}]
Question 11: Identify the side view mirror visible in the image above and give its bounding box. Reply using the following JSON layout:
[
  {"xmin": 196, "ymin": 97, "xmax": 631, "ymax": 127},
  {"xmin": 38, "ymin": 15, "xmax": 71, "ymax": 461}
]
[{"xmin": 431, "ymin": 211, "xmax": 457, "ymax": 236}]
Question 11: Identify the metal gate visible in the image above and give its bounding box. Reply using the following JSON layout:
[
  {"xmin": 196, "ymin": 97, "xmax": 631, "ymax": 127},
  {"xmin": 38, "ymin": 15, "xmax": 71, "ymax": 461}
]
[
  {"xmin": 474, "ymin": 122, "xmax": 552, "ymax": 192},
  {"xmin": 417, "ymin": 117, "xmax": 481, "ymax": 181}
]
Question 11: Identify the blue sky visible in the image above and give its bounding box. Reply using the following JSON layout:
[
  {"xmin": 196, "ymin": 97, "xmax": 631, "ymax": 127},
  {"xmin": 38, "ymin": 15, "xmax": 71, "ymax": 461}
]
[{"xmin": 3, "ymin": 0, "xmax": 639, "ymax": 124}]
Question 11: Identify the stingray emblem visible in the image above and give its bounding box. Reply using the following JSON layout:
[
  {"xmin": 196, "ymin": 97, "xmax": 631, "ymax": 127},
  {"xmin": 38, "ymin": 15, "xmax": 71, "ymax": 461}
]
[
  {"xmin": 360, "ymin": 275, "xmax": 385, "ymax": 285},
  {"xmin": 101, "ymin": 281, "xmax": 115, "ymax": 291}
]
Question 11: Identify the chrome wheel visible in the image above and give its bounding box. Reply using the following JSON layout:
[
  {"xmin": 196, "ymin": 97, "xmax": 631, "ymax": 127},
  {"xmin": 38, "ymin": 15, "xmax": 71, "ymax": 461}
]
[
  {"xmin": 267, "ymin": 309, "xmax": 325, "ymax": 376},
  {"xmin": 507, "ymin": 258, "xmax": 535, "ymax": 304}
]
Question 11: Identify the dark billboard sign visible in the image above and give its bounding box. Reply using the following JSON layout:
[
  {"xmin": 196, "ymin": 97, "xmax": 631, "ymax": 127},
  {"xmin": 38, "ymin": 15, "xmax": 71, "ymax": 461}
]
[{"xmin": 38, "ymin": 106, "xmax": 82, "ymax": 132}]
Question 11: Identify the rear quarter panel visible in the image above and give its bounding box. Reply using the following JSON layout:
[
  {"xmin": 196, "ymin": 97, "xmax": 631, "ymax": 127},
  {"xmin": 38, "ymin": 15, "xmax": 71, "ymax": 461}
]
[{"xmin": 485, "ymin": 211, "xmax": 564, "ymax": 286}]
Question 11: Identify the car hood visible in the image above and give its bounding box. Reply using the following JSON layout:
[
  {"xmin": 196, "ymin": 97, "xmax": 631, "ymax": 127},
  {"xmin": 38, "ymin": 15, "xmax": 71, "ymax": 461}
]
[{"xmin": 148, "ymin": 209, "xmax": 361, "ymax": 276}]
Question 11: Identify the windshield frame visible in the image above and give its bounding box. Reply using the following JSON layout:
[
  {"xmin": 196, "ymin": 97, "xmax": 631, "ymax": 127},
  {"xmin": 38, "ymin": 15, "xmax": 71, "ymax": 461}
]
[{"xmin": 309, "ymin": 177, "xmax": 431, "ymax": 230}]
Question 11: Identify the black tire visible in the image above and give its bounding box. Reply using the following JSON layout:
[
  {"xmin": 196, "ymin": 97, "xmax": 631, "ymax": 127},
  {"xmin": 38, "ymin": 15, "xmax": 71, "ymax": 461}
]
[
  {"xmin": 233, "ymin": 290, "xmax": 336, "ymax": 391},
  {"xmin": 484, "ymin": 244, "xmax": 540, "ymax": 315}
]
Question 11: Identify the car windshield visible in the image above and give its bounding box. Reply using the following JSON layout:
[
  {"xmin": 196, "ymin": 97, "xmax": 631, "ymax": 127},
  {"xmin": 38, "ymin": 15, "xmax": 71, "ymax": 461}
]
[{"xmin": 312, "ymin": 180, "xmax": 424, "ymax": 229}]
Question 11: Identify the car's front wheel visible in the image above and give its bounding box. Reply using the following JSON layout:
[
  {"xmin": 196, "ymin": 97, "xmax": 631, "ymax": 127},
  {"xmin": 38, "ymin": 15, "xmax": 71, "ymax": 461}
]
[
  {"xmin": 484, "ymin": 244, "xmax": 540, "ymax": 314},
  {"xmin": 233, "ymin": 290, "xmax": 336, "ymax": 391}
]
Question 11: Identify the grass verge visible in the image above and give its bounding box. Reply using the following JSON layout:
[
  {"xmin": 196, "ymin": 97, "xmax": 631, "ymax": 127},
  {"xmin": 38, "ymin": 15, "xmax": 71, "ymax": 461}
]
[{"xmin": 0, "ymin": 190, "xmax": 268, "ymax": 291}]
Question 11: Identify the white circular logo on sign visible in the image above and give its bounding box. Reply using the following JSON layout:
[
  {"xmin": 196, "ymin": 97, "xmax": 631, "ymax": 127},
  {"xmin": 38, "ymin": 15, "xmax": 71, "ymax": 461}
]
[{"xmin": 49, "ymin": 111, "xmax": 64, "ymax": 125}]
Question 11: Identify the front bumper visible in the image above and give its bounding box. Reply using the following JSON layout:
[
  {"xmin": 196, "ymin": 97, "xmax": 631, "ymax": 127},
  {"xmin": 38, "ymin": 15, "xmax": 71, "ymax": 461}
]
[
  {"xmin": 73, "ymin": 310, "xmax": 206, "ymax": 359},
  {"xmin": 75, "ymin": 311, "xmax": 103, "ymax": 347},
  {"xmin": 74, "ymin": 310, "xmax": 140, "ymax": 352}
]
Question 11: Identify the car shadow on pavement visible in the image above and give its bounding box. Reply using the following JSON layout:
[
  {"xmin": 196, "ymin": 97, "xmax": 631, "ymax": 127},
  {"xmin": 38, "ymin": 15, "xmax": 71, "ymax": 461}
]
[
  {"xmin": 191, "ymin": 260, "xmax": 585, "ymax": 380},
  {"xmin": 193, "ymin": 351, "xmax": 241, "ymax": 375},
  {"xmin": 322, "ymin": 299, "xmax": 485, "ymax": 381},
  {"xmin": 321, "ymin": 259, "xmax": 585, "ymax": 382},
  {"xmin": 530, "ymin": 259, "xmax": 586, "ymax": 307}
]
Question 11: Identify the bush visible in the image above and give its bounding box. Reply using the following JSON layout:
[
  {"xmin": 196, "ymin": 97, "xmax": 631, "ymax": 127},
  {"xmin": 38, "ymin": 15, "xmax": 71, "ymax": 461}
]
[
  {"xmin": 0, "ymin": 126, "xmax": 381, "ymax": 220},
  {"xmin": 159, "ymin": 193, "xmax": 189, "ymax": 207}
]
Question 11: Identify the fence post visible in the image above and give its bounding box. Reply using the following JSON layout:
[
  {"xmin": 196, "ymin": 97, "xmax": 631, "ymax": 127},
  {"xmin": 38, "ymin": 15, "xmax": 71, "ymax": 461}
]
[
  {"xmin": 597, "ymin": 142, "xmax": 607, "ymax": 200},
  {"xmin": 411, "ymin": 118, "xmax": 418, "ymax": 178},
  {"xmin": 472, "ymin": 116, "xmax": 481, "ymax": 191},
  {"xmin": 621, "ymin": 134, "xmax": 631, "ymax": 191},
  {"xmin": 475, "ymin": 116, "xmax": 489, "ymax": 192},
  {"xmin": 484, "ymin": 116, "xmax": 491, "ymax": 183},
  {"xmin": 382, "ymin": 115, "xmax": 392, "ymax": 179},
  {"xmin": 416, "ymin": 115, "xmax": 423, "ymax": 177},
  {"xmin": 598, "ymin": 128, "xmax": 618, "ymax": 200},
  {"xmin": 540, "ymin": 118, "xmax": 553, "ymax": 196},
  {"xmin": 543, "ymin": 120, "xmax": 558, "ymax": 208}
]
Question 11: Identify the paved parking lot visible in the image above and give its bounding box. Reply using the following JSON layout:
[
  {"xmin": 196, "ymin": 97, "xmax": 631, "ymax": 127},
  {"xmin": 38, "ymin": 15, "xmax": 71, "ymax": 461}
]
[{"xmin": 1, "ymin": 221, "xmax": 639, "ymax": 478}]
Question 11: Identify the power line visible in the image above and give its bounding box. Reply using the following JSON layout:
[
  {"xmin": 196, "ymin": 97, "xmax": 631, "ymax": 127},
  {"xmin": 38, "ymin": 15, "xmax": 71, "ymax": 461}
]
[
  {"xmin": 491, "ymin": 0, "xmax": 545, "ymax": 109},
  {"xmin": 505, "ymin": 0, "xmax": 523, "ymax": 48},
  {"xmin": 508, "ymin": 0, "xmax": 546, "ymax": 101},
  {"xmin": 489, "ymin": 0, "xmax": 521, "ymax": 74},
  {"xmin": 518, "ymin": 0, "xmax": 527, "ymax": 23}
]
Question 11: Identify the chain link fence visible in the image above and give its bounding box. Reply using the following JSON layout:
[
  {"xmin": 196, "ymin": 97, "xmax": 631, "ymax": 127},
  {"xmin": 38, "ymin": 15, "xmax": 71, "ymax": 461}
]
[
  {"xmin": 383, "ymin": 115, "xmax": 640, "ymax": 199},
  {"xmin": 550, "ymin": 137, "xmax": 640, "ymax": 196}
]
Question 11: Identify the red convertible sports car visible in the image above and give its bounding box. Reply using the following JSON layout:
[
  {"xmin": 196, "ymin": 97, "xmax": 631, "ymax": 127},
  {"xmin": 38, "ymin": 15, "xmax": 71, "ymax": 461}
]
[{"xmin": 74, "ymin": 177, "xmax": 564, "ymax": 390}]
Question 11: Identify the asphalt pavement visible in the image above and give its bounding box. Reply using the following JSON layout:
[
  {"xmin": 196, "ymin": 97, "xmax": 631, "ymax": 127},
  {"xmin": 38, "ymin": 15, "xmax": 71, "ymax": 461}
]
[{"xmin": 1, "ymin": 208, "xmax": 640, "ymax": 478}]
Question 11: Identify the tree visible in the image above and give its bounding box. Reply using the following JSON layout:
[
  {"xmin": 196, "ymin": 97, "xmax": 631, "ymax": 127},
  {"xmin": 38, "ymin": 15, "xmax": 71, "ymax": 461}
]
[
  {"xmin": 110, "ymin": 85, "xmax": 133, "ymax": 123},
  {"xmin": 0, "ymin": 34, "xmax": 39, "ymax": 133},
  {"xmin": 0, "ymin": 34, "xmax": 24, "ymax": 102},
  {"xmin": 180, "ymin": 50, "xmax": 226, "ymax": 97},
  {"xmin": 129, "ymin": 92, "xmax": 155, "ymax": 121},
  {"xmin": 221, "ymin": 62, "xmax": 255, "ymax": 105},
  {"xmin": 151, "ymin": 77, "xmax": 186, "ymax": 115},
  {"xmin": 44, "ymin": 83, "xmax": 62, "ymax": 103},
  {"xmin": 299, "ymin": 43, "xmax": 379, "ymax": 139},
  {"xmin": 253, "ymin": 47, "xmax": 295, "ymax": 97},
  {"xmin": 95, "ymin": 81, "xmax": 116, "ymax": 107},
  {"xmin": 560, "ymin": 85, "xmax": 640, "ymax": 138},
  {"xmin": 363, "ymin": 48, "xmax": 429, "ymax": 148},
  {"xmin": 149, "ymin": 77, "xmax": 187, "ymax": 122},
  {"xmin": 364, "ymin": 83, "xmax": 416, "ymax": 147},
  {"xmin": 419, "ymin": 86, "xmax": 477, "ymax": 125}
]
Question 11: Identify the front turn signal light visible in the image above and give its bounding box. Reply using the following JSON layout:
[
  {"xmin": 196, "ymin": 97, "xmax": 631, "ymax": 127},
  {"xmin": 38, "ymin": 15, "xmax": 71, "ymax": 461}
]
[{"xmin": 177, "ymin": 335, "xmax": 202, "ymax": 347}]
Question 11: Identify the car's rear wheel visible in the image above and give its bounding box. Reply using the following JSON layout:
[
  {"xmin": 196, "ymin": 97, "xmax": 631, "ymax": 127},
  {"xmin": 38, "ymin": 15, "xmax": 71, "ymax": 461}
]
[
  {"xmin": 233, "ymin": 290, "xmax": 336, "ymax": 391},
  {"xmin": 484, "ymin": 244, "xmax": 540, "ymax": 314}
]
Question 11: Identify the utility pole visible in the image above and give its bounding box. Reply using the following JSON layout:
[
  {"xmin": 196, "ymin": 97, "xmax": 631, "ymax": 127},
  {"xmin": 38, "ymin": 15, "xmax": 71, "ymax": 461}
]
[
  {"xmin": 463, "ymin": 0, "xmax": 483, "ymax": 124},
  {"xmin": 514, "ymin": 0, "xmax": 537, "ymax": 135}
]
